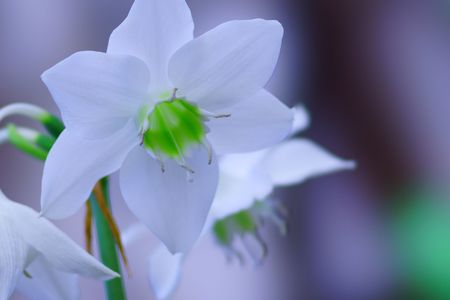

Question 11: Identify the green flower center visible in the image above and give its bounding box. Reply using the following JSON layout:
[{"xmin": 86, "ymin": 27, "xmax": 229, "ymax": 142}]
[{"xmin": 142, "ymin": 98, "xmax": 206, "ymax": 161}]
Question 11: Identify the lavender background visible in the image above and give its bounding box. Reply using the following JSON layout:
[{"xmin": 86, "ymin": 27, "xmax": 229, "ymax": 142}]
[{"xmin": 1, "ymin": 0, "xmax": 450, "ymax": 299}]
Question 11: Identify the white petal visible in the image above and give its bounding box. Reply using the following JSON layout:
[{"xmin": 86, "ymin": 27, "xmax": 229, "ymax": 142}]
[
  {"xmin": 169, "ymin": 19, "xmax": 283, "ymax": 111},
  {"xmin": 121, "ymin": 223, "xmax": 149, "ymax": 247},
  {"xmin": 211, "ymin": 168, "xmax": 272, "ymax": 220},
  {"xmin": 108, "ymin": 0, "xmax": 193, "ymax": 90},
  {"xmin": 291, "ymin": 105, "xmax": 310, "ymax": 135},
  {"xmin": 42, "ymin": 51, "xmax": 149, "ymax": 138},
  {"xmin": 5, "ymin": 200, "xmax": 118, "ymax": 279},
  {"xmin": 41, "ymin": 121, "xmax": 138, "ymax": 219},
  {"xmin": 263, "ymin": 139, "xmax": 356, "ymax": 186},
  {"xmin": 17, "ymin": 254, "xmax": 79, "ymax": 300},
  {"xmin": 0, "ymin": 207, "xmax": 29, "ymax": 300},
  {"xmin": 207, "ymin": 89, "xmax": 293, "ymax": 154},
  {"xmin": 219, "ymin": 150, "xmax": 268, "ymax": 178},
  {"xmin": 120, "ymin": 147, "xmax": 219, "ymax": 253},
  {"xmin": 148, "ymin": 244, "xmax": 183, "ymax": 300}
]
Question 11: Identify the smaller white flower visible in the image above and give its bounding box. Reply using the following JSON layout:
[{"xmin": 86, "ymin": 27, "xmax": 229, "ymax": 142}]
[
  {"xmin": 0, "ymin": 190, "xmax": 118, "ymax": 300},
  {"xmin": 126, "ymin": 105, "xmax": 356, "ymax": 299},
  {"xmin": 211, "ymin": 105, "xmax": 356, "ymax": 219}
]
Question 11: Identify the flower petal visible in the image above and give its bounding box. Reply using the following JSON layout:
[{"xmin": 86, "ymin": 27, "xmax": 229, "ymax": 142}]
[
  {"xmin": 5, "ymin": 199, "xmax": 118, "ymax": 279},
  {"xmin": 206, "ymin": 89, "xmax": 293, "ymax": 154},
  {"xmin": 108, "ymin": 0, "xmax": 193, "ymax": 90},
  {"xmin": 120, "ymin": 146, "xmax": 219, "ymax": 253},
  {"xmin": 41, "ymin": 121, "xmax": 138, "ymax": 219},
  {"xmin": 148, "ymin": 244, "xmax": 184, "ymax": 300},
  {"xmin": 211, "ymin": 168, "xmax": 272, "ymax": 220},
  {"xmin": 16, "ymin": 254, "xmax": 79, "ymax": 300},
  {"xmin": 0, "ymin": 206, "xmax": 29, "ymax": 300},
  {"xmin": 219, "ymin": 150, "xmax": 268, "ymax": 178},
  {"xmin": 263, "ymin": 139, "xmax": 356, "ymax": 186},
  {"xmin": 169, "ymin": 19, "xmax": 283, "ymax": 111},
  {"xmin": 291, "ymin": 105, "xmax": 310, "ymax": 135},
  {"xmin": 42, "ymin": 51, "xmax": 149, "ymax": 139}
]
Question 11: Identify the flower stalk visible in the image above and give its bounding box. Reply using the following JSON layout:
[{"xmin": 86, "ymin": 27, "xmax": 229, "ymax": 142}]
[{"xmin": 90, "ymin": 179, "xmax": 127, "ymax": 300}]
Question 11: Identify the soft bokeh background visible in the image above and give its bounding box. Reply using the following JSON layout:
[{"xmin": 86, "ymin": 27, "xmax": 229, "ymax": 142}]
[{"xmin": 2, "ymin": 0, "xmax": 450, "ymax": 299}]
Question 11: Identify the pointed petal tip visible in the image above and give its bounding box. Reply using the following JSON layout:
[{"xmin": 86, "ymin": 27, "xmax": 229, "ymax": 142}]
[
  {"xmin": 162, "ymin": 241, "xmax": 189, "ymax": 256},
  {"xmin": 343, "ymin": 160, "xmax": 358, "ymax": 170},
  {"xmin": 103, "ymin": 270, "xmax": 121, "ymax": 281},
  {"xmin": 37, "ymin": 202, "xmax": 66, "ymax": 220}
]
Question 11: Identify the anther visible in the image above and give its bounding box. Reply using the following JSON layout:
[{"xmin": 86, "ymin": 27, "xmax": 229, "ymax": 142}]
[
  {"xmin": 159, "ymin": 161, "xmax": 166, "ymax": 173},
  {"xmin": 200, "ymin": 108, "xmax": 231, "ymax": 119},
  {"xmin": 171, "ymin": 88, "xmax": 178, "ymax": 100},
  {"xmin": 23, "ymin": 270, "xmax": 32, "ymax": 279},
  {"xmin": 180, "ymin": 164, "xmax": 195, "ymax": 174},
  {"xmin": 203, "ymin": 140, "xmax": 213, "ymax": 165},
  {"xmin": 153, "ymin": 152, "xmax": 165, "ymax": 173}
]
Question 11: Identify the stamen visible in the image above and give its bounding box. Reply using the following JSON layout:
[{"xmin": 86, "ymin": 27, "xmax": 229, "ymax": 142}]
[
  {"xmin": 224, "ymin": 246, "xmax": 245, "ymax": 266},
  {"xmin": 253, "ymin": 229, "xmax": 269, "ymax": 260},
  {"xmin": 200, "ymin": 108, "xmax": 231, "ymax": 119},
  {"xmin": 159, "ymin": 160, "xmax": 166, "ymax": 173},
  {"xmin": 269, "ymin": 212, "xmax": 288, "ymax": 236},
  {"xmin": 154, "ymin": 153, "xmax": 165, "ymax": 173},
  {"xmin": 171, "ymin": 88, "xmax": 178, "ymax": 100},
  {"xmin": 180, "ymin": 163, "xmax": 195, "ymax": 174},
  {"xmin": 203, "ymin": 140, "xmax": 213, "ymax": 165},
  {"xmin": 240, "ymin": 230, "xmax": 268, "ymax": 265},
  {"xmin": 23, "ymin": 270, "xmax": 32, "ymax": 279}
]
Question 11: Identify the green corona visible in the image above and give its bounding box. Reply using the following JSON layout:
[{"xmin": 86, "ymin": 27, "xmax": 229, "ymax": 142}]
[{"xmin": 142, "ymin": 98, "xmax": 207, "ymax": 161}]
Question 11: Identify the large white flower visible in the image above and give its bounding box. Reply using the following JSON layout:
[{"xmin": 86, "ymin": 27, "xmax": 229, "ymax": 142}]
[
  {"xmin": 124, "ymin": 106, "xmax": 356, "ymax": 299},
  {"xmin": 40, "ymin": 0, "xmax": 293, "ymax": 253},
  {"xmin": 0, "ymin": 190, "xmax": 117, "ymax": 300}
]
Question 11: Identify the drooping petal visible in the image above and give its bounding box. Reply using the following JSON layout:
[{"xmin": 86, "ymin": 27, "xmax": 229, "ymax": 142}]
[
  {"xmin": 0, "ymin": 207, "xmax": 29, "ymax": 300},
  {"xmin": 41, "ymin": 121, "xmax": 138, "ymax": 219},
  {"xmin": 211, "ymin": 168, "xmax": 272, "ymax": 220},
  {"xmin": 6, "ymin": 200, "xmax": 118, "ymax": 279},
  {"xmin": 108, "ymin": 0, "xmax": 194, "ymax": 90},
  {"xmin": 169, "ymin": 19, "xmax": 283, "ymax": 111},
  {"xmin": 120, "ymin": 147, "xmax": 219, "ymax": 253},
  {"xmin": 121, "ymin": 223, "xmax": 149, "ymax": 247},
  {"xmin": 16, "ymin": 254, "xmax": 79, "ymax": 300},
  {"xmin": 291, "ymin": 105, "xmax": 310, "ymax": 135},
  {"xmin": 207, "ymin": 89, "xmax": 293, "ymax": 154},
  {"xmin": 148, "ymin": 244, "xmax": 184, "ymax": 300},
  {"xmin": 219, "ymin": 150, "xmax": 268, "ymax": 178},
  {"xmin": 263, "ymin": 139, "xmax": 356, "ymax": 186},
  {"xmin": 42, "ymin": 51, "xmax": 149, "ymax": 139}
]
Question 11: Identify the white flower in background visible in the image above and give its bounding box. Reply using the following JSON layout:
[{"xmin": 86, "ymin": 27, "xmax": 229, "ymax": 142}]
[
  {"xmin": 0, "ymin": 190, "xmax": 117, "ymax": 300},
  {"xmin": 40, "ymin": 0, "xmax": 293, "ymax": 253},
  {"xmin": 124, "ymin": 106, "xmax": 356, "ymax": 299}
]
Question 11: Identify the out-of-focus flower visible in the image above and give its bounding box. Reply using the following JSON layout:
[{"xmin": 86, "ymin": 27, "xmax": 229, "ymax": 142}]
[
  {"xmin": 211, "ymin": 105, "xmax": 355, "ymax": 221},
  {"xmin": 0, "ymin": 190, "xmax": 118, "ymax": 300},
  {"xmin": 40, "ymin": 0, "xmax": 292, "ymax": 254},
  {"xmin": 124, "ymin": 106, "xmax": 355, "ymax": 299}
]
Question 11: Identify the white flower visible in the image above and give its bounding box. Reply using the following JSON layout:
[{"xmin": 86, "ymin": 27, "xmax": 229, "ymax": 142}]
[
  {"xmin": 40, "ymin": 0, "xmax": 293, "ymax": 253},
  {"xmin": 125, "ymin": 106, "xmax": 355, "ymax": 299},
  {"xmin": 0, "ymin": 190, "xmax": 117, "ymax": 300},
  {"xmin": 210, "ymin": 105, "xmax": 356, "ymax": 219}
]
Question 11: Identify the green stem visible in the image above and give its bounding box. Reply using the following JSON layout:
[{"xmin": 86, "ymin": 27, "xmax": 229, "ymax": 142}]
[
  {"xmin": 90, "ymin": 178, "xmax": 127, "ymax": 300},
  {"xmin": 6, "ymin": 124, "xmax": 48, "ymax": 160}
]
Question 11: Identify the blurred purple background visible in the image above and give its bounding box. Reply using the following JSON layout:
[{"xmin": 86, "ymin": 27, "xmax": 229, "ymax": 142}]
[{"xmin": 2, "ymin": 0, "xmax": 450, "ymax": 299}]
